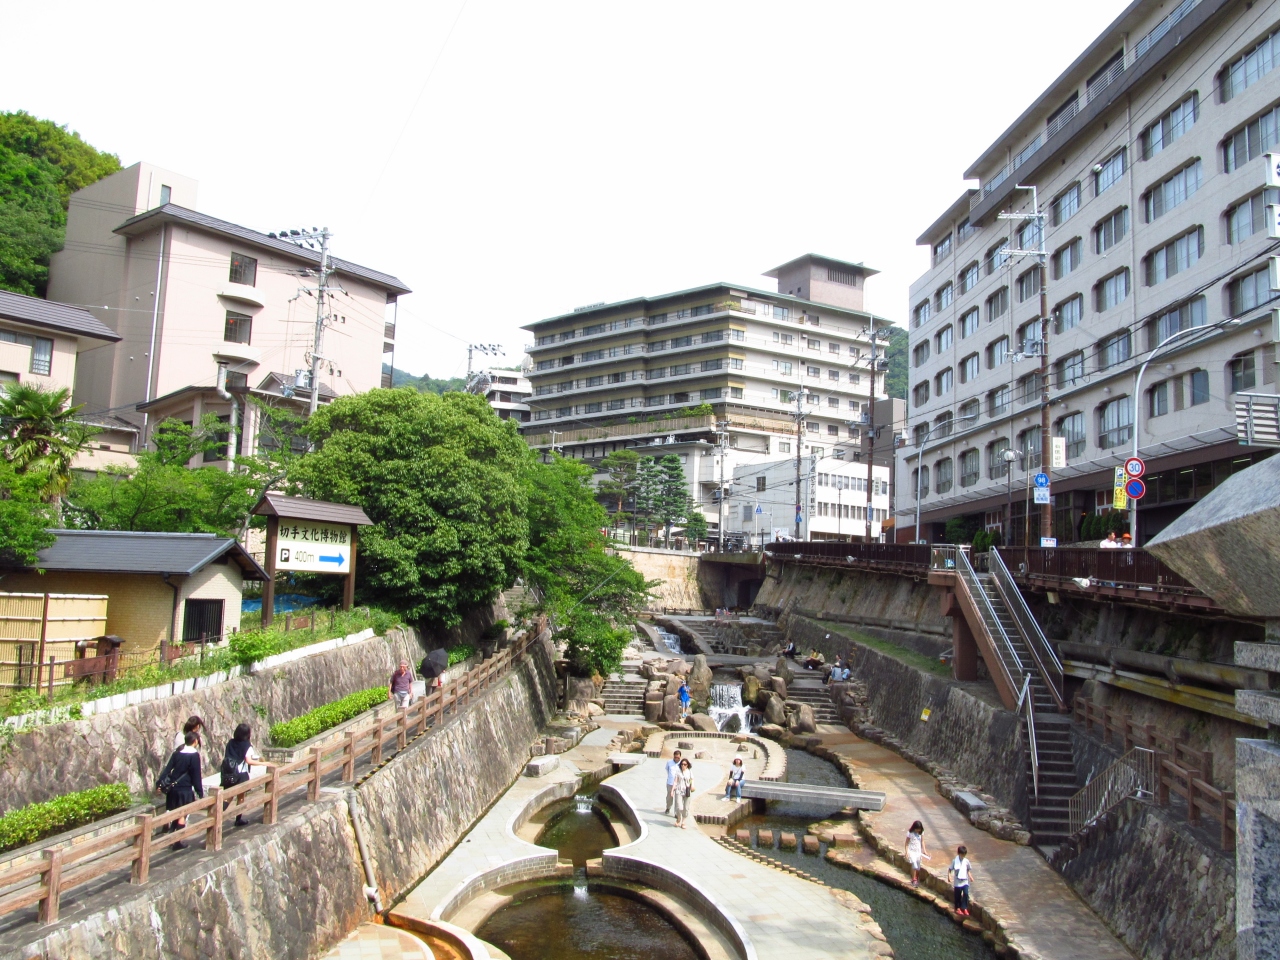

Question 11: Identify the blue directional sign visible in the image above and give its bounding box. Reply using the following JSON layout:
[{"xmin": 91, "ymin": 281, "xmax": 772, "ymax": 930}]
[
  {"xmin": 1033, "ymin": 472, "xmax": 1050, "ymax": 488},
  {"xmin": 320, "ymin": 553, "xmax": 346, "ymax": 566}
]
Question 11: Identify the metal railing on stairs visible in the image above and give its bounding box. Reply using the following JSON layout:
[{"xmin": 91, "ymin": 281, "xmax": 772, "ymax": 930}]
[
  {"xmin": 956, "ymin": 547, "xmax": 1028, "ymax": 689},
  {"xmin": 1022, "ymin": 676, "xmax": 1040, "ymax": 800},
  {"xmin": 990, "ymin": 550, "xmax": 1066, "ymax": 710},
  {"xmin": 1068, "ymin": 747, "xmax": 1156, "ymax": 836}
]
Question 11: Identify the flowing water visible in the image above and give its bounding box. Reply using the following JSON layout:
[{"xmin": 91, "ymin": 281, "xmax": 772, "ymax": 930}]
[
  {"xmin": 534, "ymin": 792, "xmax": 621, "ymax": 867},
  {"xmin": 655, "ymin": 629, "xmax": 683, "ymax": 654},
  {"xmin": 476, "ymin": 885, "xmax": 701, "ymax": 960},
  {"xmin": 707, "ymin": 682, "xmax": 760, "ymax": 733}
]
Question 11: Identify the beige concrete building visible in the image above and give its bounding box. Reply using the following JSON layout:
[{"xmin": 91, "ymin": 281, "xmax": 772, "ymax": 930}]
[
  {"xmin": 473, "ymin": 368, "xmax": 532, "ymax": 422},
  {"xmin": 520, "ymin": 254, "xmax": 893, "ymax": 540},
  {"xmin": 900, "ymin": 0, "xmax": 1280, "ymax": 545},
  {"xmin": 48, "ymin": 163, "xmax": 410, "ymax": 462}
]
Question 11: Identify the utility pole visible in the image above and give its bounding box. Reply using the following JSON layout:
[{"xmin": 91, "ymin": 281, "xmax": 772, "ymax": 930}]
[
  {"xmin": 270, "ymin": 226, "xmax": 333, "ymax": 418},
  {"xmin": 863, "ymin": 325, "xmax": 878, "ymax": 543},
  {"xmin": 715, "ymin": 419, "xmax": 730, "ymax": 552},
  {"xmin": 794, "ymin": 386, "xmax": 804, "ymax": 540},
  {"xmin": 466, "ymin": 343, "xmax": 505, "ymax": 393},
  {"xmin": 547, "ymin": 429, "xmax": 563, "ymax": 462}
]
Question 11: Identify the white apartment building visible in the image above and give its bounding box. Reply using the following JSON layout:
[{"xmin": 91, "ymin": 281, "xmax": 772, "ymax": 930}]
[
  {"xmin": 473, "ymin": 368, "xmax": 532, "ymax": 423},
  {"xmin": 48, "ymin": 162, "xmax": 410, "ymax": 463},
  {"xmin": 520, "ymin": 255, "xmax": 893, "ymax": 539},
  {"xmin": 899, "ymin": 0, "xmax": 1280, "ymax": 545},
  {"xmin": 723, "ymin": 454, "xmax": 891, "ymax": 548}
]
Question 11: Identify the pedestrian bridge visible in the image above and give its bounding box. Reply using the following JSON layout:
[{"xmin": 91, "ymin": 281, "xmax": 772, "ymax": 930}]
[{"xmin": 741, "ymin": 778, "xmax": 887, "ymax": 812}]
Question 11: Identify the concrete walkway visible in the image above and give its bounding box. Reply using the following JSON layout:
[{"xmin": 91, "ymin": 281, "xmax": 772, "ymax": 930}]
[
  {"xmin": 320, "ymin": 924, "xmax": 435, "ymax": 960},
  {"xmin": 819, "ymin": 730, "xmax": 1134, "ymax": 960}
]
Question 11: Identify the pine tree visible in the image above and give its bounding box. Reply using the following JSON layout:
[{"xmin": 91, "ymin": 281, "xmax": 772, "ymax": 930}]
[
  {"xmin": 633, "ymin": 456, "xmax": 660, "ymax": 544},
  {"xmin": 656, "ymin": 453, "xmax": 687, "ymax": 547},
  {"xmin": 597, "ymin": 449, "xmax": 640, "ymax": 532}
]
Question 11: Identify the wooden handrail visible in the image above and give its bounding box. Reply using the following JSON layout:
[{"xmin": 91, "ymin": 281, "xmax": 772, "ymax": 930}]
[{"xmin": 0, "ymin": 632, "xmax": 542, "ymax": 926}]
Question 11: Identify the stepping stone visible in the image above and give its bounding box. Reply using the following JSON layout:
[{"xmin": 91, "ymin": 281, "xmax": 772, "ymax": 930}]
[
  {"xmin": 678, "ymin": 741, "xmax": 695, "ymax": 750},
  {"xmin": 831, "ymin": 832, "xmax": 859, "ymax": 848},
  {"xmin": 735, "ymin": 830, "xmax": 751, "ymax": 844},
  {"xmin": 779, "ymin": 832, "xmax": 797, "ymax": 850},
  {"xmin": 802, "ymin": 835, "xmax": 820, "ymax": 854},
  {"xmin": 524, "ymin": 755, "xmax": 559, "ymax": 776},
  {"xmin": 756, "ymin": 829, "xmax": 774, "ymax": 847}
]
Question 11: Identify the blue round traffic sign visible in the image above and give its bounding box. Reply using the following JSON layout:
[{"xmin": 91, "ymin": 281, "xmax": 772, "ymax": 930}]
[
  {"xmin": 1033, "ymin": 472, "xmax": 1050, "ymax": 488},
  {"xmin": 1125, "ymin": 478, "xmax": 1146, "ymax": 499}
]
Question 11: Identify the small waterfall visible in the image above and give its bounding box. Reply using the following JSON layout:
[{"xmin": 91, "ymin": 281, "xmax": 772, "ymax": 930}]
[
  {"xmin": 707, "ymin": 683, "xmax": 759, "ymax": 733},
  {"xmin": 574, "ymin": 795, "xmax": 593, "ymax": 814},
  {"xmin": 656, "ymin": 629, "xmax": 683, "ymax": 654},
  {"xmin": 573, "ymin": 876, "xmax": 589, "ymax": 900}
]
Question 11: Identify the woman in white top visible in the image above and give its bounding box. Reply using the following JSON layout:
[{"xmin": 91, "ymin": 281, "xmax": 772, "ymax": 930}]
[
  {"xmin": 673, "ymin": 759, "xmax": 695, "ymax": 828},
  {"xmin": 904, "ymin": 820, "xmax": 930, "ymax": 886},
  {"xmin": 172, "ymin": 715, "xmax": 204, "ymax": 751}
]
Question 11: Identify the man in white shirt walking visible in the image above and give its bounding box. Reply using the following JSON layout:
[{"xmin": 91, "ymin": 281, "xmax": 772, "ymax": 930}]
[{"xmin": 664, "ymin": 750, "xmax": 683, "ymax": 815}]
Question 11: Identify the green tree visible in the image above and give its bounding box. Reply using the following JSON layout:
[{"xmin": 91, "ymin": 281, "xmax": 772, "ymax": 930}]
[
  {"xmin": 0, "ymin": 382, "xmax": 96, "ymax": 502},
  {"xmin": 683, "ymin": 496, "xmax": 708, "ymax": 543},
  {"xmin": 292, "ymin": 389, "xmax": 530, "ymax": 628},
  {"xmin": 597, "ymin": 448, "xmax": 639, "ymax": 529},
  {"xmin": 385, "ymin": 365, "xmax": 468, "ymax": 395},
  {"xmin": 0, "ymin": 112, "xmax": 121, "ymax": 296},
  {"xmin": 632, "ymin": 456, "xmax": 660, "ymax": 544},
  {"xmin": 882, "ymin": 325, "xmax": 909, "ymax": 401},
  {"xmin": 0, "ymin": 457, "xmax": 56, "ymax": 565},
  {"xmin": 655, "ymin": 453, "xmax": 687, "ymax": 546}
]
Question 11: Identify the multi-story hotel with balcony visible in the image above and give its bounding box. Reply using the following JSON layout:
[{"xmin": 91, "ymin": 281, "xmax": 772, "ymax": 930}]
[
  {"xmin": 520, "ymin": 254, "xmax": 893, "ymax": 540},
  {"xmin": 899, "ymin": 0, "xmax": 1280, "ymax": 545}
]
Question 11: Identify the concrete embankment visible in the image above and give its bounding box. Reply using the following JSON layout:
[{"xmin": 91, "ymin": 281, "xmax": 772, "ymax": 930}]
[{"xmin": 2, "ymin": 636, "xmax": 559, "ymax": 960}]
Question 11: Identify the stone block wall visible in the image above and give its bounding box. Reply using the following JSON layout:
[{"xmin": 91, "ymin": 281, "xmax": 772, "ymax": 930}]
[
  {"xmin": 0, "ymin": 628, "xmax": 425, "ymax": 812},
  {"xmin": 754, "ymin": 563, "xmax": 947, "ymax": 638},
  {"xmin": 613, "ymin": 547, "xmax": 709, "ymax": 611}
]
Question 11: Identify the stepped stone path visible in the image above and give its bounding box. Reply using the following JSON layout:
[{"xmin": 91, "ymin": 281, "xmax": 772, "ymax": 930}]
[{"xmin": 817, "ymin": 729, "xmax": 1135, "ymax": 960}]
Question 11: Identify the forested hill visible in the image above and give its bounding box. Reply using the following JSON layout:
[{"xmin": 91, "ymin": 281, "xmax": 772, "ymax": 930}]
[
  {"xmin": 0, "ymin": 112, "xmax": 121, "ymax": 296},
  {"xmin": 883, "ymin": 325, "xmax": 908, "ymax": 401},
  {"xmin": 384, "ymin": 365, "xmax": 467, "ymax": 394}
]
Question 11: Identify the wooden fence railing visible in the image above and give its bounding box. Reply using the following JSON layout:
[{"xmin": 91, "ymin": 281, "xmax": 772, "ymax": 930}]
[
  {"xmin": 0, "ymin": 631, "xmax": 543, "ymax": 926},
  {"xmin": 1074, "ymin": 695, "xmax": 1235, "ymax": 850}
]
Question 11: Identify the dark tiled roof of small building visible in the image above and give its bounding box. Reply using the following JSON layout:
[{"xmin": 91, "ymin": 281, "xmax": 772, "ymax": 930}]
[
  {"xmin": 0, "ymin": 289, "xmax": 120, "ymax": 342},
  {"xmin": 24, "ymin": 530, "xmax": 267, "ymax": 580},
  {"xmin": 253, "ymin": 493, "xmax": 373, "ymax": 526}
]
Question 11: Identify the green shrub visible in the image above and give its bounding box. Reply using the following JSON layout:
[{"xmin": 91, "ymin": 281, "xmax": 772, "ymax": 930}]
[
  {"xmin": 447, "ymin": 644, "xmax": 476, "ymax": 666},
  {"xmin": 228, "ymin": 629, "xmax": 278, "ymax": 667},
  {"xmin": 482, "ymin": 620, "xmax": 509, "ymax": 641},
  {"xmin": 268, "ymin": 686, "xmax": 389, "ymax": 748},
  {"xmin": 0, "ymin": 783, "xmax": 133, "ymax": 853}
]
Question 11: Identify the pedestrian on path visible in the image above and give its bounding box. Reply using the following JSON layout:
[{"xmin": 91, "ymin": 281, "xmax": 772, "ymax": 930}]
[
  {"xmin": 173, "ymin": 715, "xmax": 204, "ymax": 751},
  {"xmin": 157, "ymin": 730, "xmax": 204, "ymax": 849},
  {"xmin": 678, "ymin": 681, "xmax": 691, "ymax": 718},
  {"xmin": 673, "ymin": 759, "xmax": 695, "ymax": 828},
  {"xmin": 949, "ymin": 845, "xmax": 975, "ymax": 916},
  {"xmin": 904, "ymin": 820, "xmax": 930, "ymax": 886},
  {"xmin": 664, "ymin": 750, "xmax": 684, "ymax": 814},
  {"xmin": 723, "ymin": 756, "xmax": 745, "ymax": 801},
  {"xmin": 390, "ymin": 659, "xmax": 414, "ymax": 708},
  {"xmin": 220, "ymin": 723, "xmax": 273, "ymax": 827}
]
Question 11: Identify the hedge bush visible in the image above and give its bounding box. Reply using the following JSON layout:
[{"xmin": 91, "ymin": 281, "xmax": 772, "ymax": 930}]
[
  {"xmin": 446, "ymin": 643, "xmax": 476, "ymax": 666},
  {"xmin": 0, "ymin": 783, "xmax": 133, "ymax": 854},
  {"xmin": 268, "ymin": 686, "xmax": 389, "ymax": 748}
]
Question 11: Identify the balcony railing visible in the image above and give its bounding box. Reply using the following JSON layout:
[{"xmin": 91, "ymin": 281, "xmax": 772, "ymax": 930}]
[{"xmin": 996, "ymin": 546, "xmax": 1202, "ymax": 595}]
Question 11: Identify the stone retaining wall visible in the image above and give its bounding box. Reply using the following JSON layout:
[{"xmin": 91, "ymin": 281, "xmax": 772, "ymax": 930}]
[
  {"xmin": 753, "ymin": 563, "xmax": 945, "ymax": 636},
  {"xmin": 0, "ymin": 627, "xmax": 425, "ymax": 812}
]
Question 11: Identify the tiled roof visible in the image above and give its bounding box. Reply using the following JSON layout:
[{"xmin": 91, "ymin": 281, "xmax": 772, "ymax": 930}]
[
  {"xmin": 0, "ymin": 289, "xmax": 120, "ymax": 342},
  {"xmin": 23, "ymin": 530, "xmax": 267, "ymax": 580}
]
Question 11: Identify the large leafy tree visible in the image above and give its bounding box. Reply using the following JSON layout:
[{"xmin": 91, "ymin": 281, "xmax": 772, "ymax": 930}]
[
  {"xmin": 0, "ymin": 458, "xmax": 56, "ymax": 564},
  {"xmin": 596, "ymin": 448, "xmax": 639, "ymax": 529},
  {"xmin": 292, "ymin": 389, "xmax": 531, "ymax": 628},
  {"xmin": 0, "ymin": 381, "xmax": 96, "ymax": 503},
  {"xmin": 0, "ymin": 112, "xmax": 121, "ymax": 296}
]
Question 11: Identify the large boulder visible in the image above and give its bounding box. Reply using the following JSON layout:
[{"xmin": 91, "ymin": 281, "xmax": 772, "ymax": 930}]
[
  {"xmin": 770, "ymin": 676, "xmax": 788, "ymax": 699},
  {"xmin": 743, "ymin": 675, "xmax": 762, "ymax": 706},
  {"xmin": 668, "ymin": 658, "xmax": 691, "ymax": 677},
  {"xmin": 791, "ymin": 703, "xmax": 817, "ymax": 734},
  {"xmin": 665, "ymin": 675, "xmax": 682, "ymax": 698},
  {"xmin": 689, "ymin": 654, "xmax": 713, "ymax": 702},
  {"xmin": 752, "ymin": 664, "xmax": 772, "ymax": 688},
  {"xmin": 690, "ymin": 713, "xmax": 719, "ymax": 733},
  {"xmin": 643, "ymin": 698, "xmax": 663, "ymax": 722},
  {"xmin": 758, "ymin": 723, "xmax": 789, "ymax": 742},
  {"xmin": 774, "ymin": 657, "xmax": 794, "ymax": 684},
  {"xmin": 764, "ymin": 693, "xmax": 788, "ymax": 726},
  {"xmin": 661, "ymin": 695, "xmax": 681, "ymax": 723}
]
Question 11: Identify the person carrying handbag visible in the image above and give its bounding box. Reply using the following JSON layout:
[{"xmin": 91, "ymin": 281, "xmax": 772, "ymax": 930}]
[
  {"xmin": 672, "ymin": 759, "xmax": 695, "ymax": 828},
  {"xmin": 156, "ymin": 730, "xmax": 204, "ymax": 849},
  {"xmin": 220, "ymin": 723, "xmax": 273, "ymax": 827}
]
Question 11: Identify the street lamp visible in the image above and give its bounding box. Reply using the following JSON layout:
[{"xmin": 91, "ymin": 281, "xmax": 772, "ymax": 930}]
[
  {"xmin": 1128, "ymin": 315, "xmax": 1240, "ymax": 543},
  {"xmin": 1002, "ymin": 447, "xmax": 1022, "ymax": 545},
  {"xmin": 913, "ymin": 415, "xmax": 979, "ymax": 543}
]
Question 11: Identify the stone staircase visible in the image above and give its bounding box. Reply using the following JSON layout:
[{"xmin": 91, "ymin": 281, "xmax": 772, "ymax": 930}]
[
  {"xmin": 601, "ymin": 675, "xmax": 647, "ymax": 716},
  {"xmin": 784, "ymin": 681, "xmax": 841, "ymax": 725}
]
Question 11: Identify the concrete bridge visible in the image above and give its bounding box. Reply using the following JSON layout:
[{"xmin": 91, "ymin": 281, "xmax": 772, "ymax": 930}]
[{"xmin": 740, "ymin": 778, "xmax": 887, "ymax": 812}]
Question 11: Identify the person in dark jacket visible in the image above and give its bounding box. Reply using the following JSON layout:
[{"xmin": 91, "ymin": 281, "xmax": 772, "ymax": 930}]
[
  {"xmin": 159, "ymin": 730, "xmax": 204, "ymax": 848},
  {"xmin": 221, "ymin": 723, "xmax": 271, "ymax": 827}
]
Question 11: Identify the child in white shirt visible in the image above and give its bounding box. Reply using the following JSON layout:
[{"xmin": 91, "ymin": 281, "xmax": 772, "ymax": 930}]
[{"xmin": 949, "ymin": 844, "xmax": 975, "ymax": 916}]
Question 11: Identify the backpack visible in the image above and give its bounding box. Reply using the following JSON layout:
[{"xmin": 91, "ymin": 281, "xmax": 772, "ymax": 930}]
[{"xmin": 220, "ymin": 742, "xmax": 251, "ymax": 788}]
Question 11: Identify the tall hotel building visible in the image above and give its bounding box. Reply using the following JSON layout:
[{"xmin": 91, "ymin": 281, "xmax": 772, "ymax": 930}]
[
  {"xmin": 520, "ymin": 255, "xmax": 893, "ymax": 541},
  {"xmin": 900, "ymin": 0, "xmax": 1280, "ymax": 545}
]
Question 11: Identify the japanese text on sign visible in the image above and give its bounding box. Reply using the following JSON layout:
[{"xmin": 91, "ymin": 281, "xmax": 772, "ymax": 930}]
[{"xmin": 276, "ymin": 520, "xmax": 351, "ymax": 573}]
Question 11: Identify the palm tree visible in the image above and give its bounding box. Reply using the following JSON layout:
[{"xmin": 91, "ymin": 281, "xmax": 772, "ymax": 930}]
[{"xmin": 0, "ymin": 382, "xmax": 96, "ymax": 502}]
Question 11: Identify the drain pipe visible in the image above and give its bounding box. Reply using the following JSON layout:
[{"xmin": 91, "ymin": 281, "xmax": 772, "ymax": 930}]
[
  {"xmin": 214, "ymin": 361, "xmax": 238, "ymax": 471},
  {"xmin": 345, "ymin": 791, "xmax": 384, "ymax": 912}
]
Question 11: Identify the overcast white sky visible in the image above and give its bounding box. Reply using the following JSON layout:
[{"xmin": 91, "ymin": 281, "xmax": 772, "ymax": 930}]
[{"xmin": 4, "ymin": 0, "xmax": 1131, "ymax": 380}]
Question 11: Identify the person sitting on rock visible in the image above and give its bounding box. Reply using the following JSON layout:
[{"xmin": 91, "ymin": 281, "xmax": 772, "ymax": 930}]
[
  {"xmin": 782, "ymin": 640, "xmax": 797, "ymax": 659},
  {"xmin": 804, "ymin": 649, "xmax": 825, "ymax": 670}
]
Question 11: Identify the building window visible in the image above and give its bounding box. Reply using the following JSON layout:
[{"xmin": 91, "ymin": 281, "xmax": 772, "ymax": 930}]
[
  {"xmin": 807, "ymin": 422, "xmax": 819, "ymax": 434},
  {"xmin": 1098, "ymin": 330, "xmax": 1132, "ymax": 370},
  {"xmin": 775, "ymin": 360, "xmax": 793, "ymax": 375},
  {"xmin": 960, "ymin": 353, "xmax": 980, "ymax": 383},
  {"xmin": 1149, "ymin": 381, "xmax": 1169, "ymax": 418},
  {"xmin": 828, "ymin": 396, "xmax": 840, "ymax": 408},
  {"xmin": 1224, "ymin": 103, "xmax": 1280, "ymax": 171},
  {"xmin": 988, "ymin": 385, "xmax": 1010, "ymax": 416},
  {"xmin": 959, "ymin": 398, "xmax": 980, "ymax": 421},
  {"xmin": 1150, "ymin": 297, "xmax": 1208, "ymax": 348},
  {"xmin": 959, "ymin": 262, "xmax": 980, "ymax": 293},
  {"xmin": 912, "ymin": 381, "xmax": 930, "ymax": 406},
  {"xmin": 1094, "ymin": 208, "xmax": 1129, "ymax": 254},
  {"xmin": 828, "ymin": 368, "xmax": 840, "ymax": 381},
  {"xmin": 1051, "ymin": 238, "xmax": 1082, "ymax": 280},
  {"xmin": 1016, "ymin": 372, "xmax": 1042, "ymax": 405},
  {"xmin": 957, "ymin": 218, "xmax": 977, "ymax": 243},
  {"xmin": 1145, "ymin": 227, "xmax": 1203, "ymax": 286},
  {"xmin": 1096, "ymin": 270, "xmax": 1130, "ymax": 312},
  {"xmin": 778, "ymin": 441, "xmax": 791, "ymax": 453},
  {"xmin": 1056, "ymin": 351, "xmax": 1085, "ymax": 387},
  {"xmin": 1098, "ymin": 396, "xmax": 1133, "ymax": 448},
  {"xmin": 606, "ymin": 398, "xmax": 626, "ymax": 410},
  {"xmin": 985, "ymin": 239, "xmax": 1010, "ymax": 275},
  {"xmin": 1018, "ymin": 219, "xmax": 1042, "ymax": 253},
  {"xmin": 1229, "ymin": 265, "xmax": 1273, "ymax": 315},
  {"xmin": 224, "ymin": 311, "xmax": 252, "ymax": 344},
  {"xmin": 1018, "ymin": 425, "xmax": 1042, "ymax": 469},
  {"xmin": 936, "ymin": 282, "xmax": 953, "ymax": 310},
  {"xmin": 827, "ymin": 424, "xmax": 840, "ymax": 436},
  {"xmin": 1052, "ymin": 183, "xmax": 1081, "ymax": 225},
  {"xmin": 959, "ymin": 449, "xmax": 980, "ymax": 487},
  {"xmin": 912, "ymin": 342, "xmax": 930, "ymax": 367},
  {"xmin": 1057, "ymin": 412, "xmax": 1086, "ymax": 459},
  {"xmin": 935, "ymin": 325, "xmax": 953, "ymax": 352},
  {"xmin": 1094, "ymin": 148, "xmax": 1126, "ymax": 196},
  {"xmin": 1144, "ymin": 160, "xmax": 1201, "ymax": 222},
  {"xmin": 1053, "ymin": 295, "xmax": 1083, "ymax": 334},
  {"xmin": 934, "ymin": 411, "xmax": 953, "ymax": 437},
  {"xmin": 986, "ymin": 336, "xmax": 1009, "ymax": 369},
  {"xmin": 806, "ymin": 365, "xmax": 821, "ymax": 377},
  {"xmin": 959, "ymin": 309, "xmax": 979, "ymax": 339},
  {"xmin": 987, "ymin": 438, "xmax": 1011, "ymax": 479},
  {"xmin": 912, "ymin": 467, "xmax": 930, "ymax": 499},
  {"xmin": 1228, "ymin": 193, "xmax": 1268, "ymax": 243},
  {"xmin": 159, "ymin": 184, "xmax": 172, "ymax": 205},
  {"xmin": 756, "ymin": 476, "xmax": 767, "ymax": 492},
  {"xmin": 936, "ymin": 367, "xmax": 954, "ymax": 396},
  {"xmin": 701, "ymin": 388, "xmax": 722, "ymax": 400},
  {"xmin": 183, "ymin": 598, "xmax": 225, "ymax": 644},
  {"xmin": 807, "ymin": 338, "xmax": 821, "ymax": 351},
  {"xmin": 1016, "ymin": 268, "xmax": 1040, "ymax": 302},
  {"xmin": 912, "ymin": 300, "xmax": 931, "ymax": 328},
  {"xmin": 229, "ymin": 253, "xmax": 257, "ymax": 286},
  {"xmin": 1190, "ymin": 368, "xmax": 1211, "ymax": 405},
  {"xmin": 914, "ymin": 423, "xmax": 929, "ymax": 445},
  {"xmin": 1221, "ymin": 29, "xmax": 1280, "ymax": 101},
  {"xmin": 1141, "ymin": 93, "xmax": 1198, "ymax": 157},
  {"xmin": 828, "ymin": 341, "xmax": 841, "ymax": 354},
  {"xmin": 1230, "ymin": 351, "xmax": 1257, "ymax": 393},
  {"xmin": 986, "ymin": 287, "xmax": 1009, "ymax": 321},
  {"xmin": 933, "ymin": 233, "xmax": 953, "ymax": 264},
  {"xmin": 935, "ymin": 457, "xmax": 954, "ymax": 495},
  {"xmin": 1017, "ymin": 319, "xmax": 1040, "ymax": 354}
]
